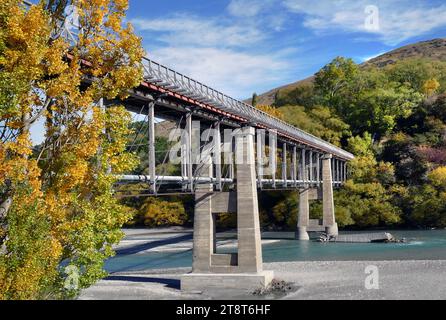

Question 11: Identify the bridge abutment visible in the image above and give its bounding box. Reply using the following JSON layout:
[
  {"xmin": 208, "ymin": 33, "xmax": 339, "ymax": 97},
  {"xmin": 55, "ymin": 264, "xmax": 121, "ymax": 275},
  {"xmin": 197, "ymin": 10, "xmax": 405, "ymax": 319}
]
[{"xmin": 181, "ymin": 126, "xmax": 274, "ymax": 292}]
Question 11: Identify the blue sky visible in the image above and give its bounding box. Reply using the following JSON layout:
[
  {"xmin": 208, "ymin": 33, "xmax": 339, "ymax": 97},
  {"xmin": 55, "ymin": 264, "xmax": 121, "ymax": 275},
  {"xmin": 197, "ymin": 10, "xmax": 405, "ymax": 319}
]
[
  {"xmin": 30, "ymin": 0, "xmax": 446, "ymax": 143},
  {"xmin": 126, "ymin": 0, "xmax": 446, "ymax": 99}
]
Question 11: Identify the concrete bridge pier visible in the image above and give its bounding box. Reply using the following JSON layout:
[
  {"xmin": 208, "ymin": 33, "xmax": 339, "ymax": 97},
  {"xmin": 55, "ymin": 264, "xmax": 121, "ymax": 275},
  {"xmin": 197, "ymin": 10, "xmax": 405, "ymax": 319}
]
[
  {"xmin": 296, "ymin": 153, "xmax": 338, "ymax": 240},
  {"xmin": 296, "ymin": 148, "xmax": 311, "ymax": 240},
  {"xmin": 322, "ymin": 154, "xmax": 338, "ymax": 237},
  {"xmin": 181, "ymin": 126, "xmax": 274, "ymax": 292},
  {"xmin": 296, "ymin": 189, "xmax": 310, "ymax": 240}
]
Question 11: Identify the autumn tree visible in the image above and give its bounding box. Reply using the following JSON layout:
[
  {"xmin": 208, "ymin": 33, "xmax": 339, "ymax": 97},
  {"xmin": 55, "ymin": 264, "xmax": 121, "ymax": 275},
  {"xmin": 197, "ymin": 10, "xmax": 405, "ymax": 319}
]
[
  {"xmin": 423, "ymin": 78, "xmax": 440, "ymax": 97},
  {"xmin": 0, "ymin": 0, "xmax": 143, "ymax": 299},
  {"xmin": 137, "ymin": 198, "xmax": 187, "ymax": 227},
  {"xmin": 256, "ymin": 104, "xmax": 284, "ymax": 120}
]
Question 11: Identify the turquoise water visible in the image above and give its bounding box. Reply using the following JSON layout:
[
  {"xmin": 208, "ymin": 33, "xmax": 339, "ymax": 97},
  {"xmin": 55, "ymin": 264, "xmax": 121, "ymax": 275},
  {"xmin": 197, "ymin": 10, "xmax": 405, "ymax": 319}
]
[{"xmin": 104, "ymin": 230, "xmax": 446, "ymax": 273}]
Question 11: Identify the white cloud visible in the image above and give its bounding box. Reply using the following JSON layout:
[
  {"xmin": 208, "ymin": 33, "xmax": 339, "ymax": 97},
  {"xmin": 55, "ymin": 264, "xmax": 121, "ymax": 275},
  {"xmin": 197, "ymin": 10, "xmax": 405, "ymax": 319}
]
[
  {"xmin": 227, "ymin": 0, "xmax": 265, "ymax": 18},
  {"xmin": 132, "ymin": 12, "xmax": 296, "ymax": 99},
  {"xmin": 149, "ymin": 46, "xmax": 290, "ymax": 99},
  {"xmin": 227, "ymin": 0, "xmax": 278, "ymax": 18},
  {"xmin": 283, "ymin": 0, "xmax": 446, "ymax": 45},
  {"xmin": 131, "ymin": 15, "xmax": 264, "ymax": 48}
]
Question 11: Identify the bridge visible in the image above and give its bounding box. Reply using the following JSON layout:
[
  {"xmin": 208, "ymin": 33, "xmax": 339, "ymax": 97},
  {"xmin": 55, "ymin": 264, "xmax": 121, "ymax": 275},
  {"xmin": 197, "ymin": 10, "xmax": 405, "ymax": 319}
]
[
  {"xmin": 24, "ymin": 1, "xmax": 355, "ymax": 291},
  {"xmin": 107, "ymin": 57, "xmax": 354, "ymax": 291}
]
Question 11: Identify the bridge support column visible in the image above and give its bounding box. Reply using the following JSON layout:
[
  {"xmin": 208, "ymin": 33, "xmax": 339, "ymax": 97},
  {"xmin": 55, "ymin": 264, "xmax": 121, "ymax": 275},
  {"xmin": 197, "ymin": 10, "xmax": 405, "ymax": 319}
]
[
  {"xmin": 190, "ymin": 137, "xmax": 214, "ymax": 273},
  {"xmin": 235, "ymin": 127, "xmax": 263, "ymax": 272},
  {"xmin": 296, "ymin": 148, "xmax": 310, "ymax": 240},
  {"xmin": 322, "ymin": 154, "xmax": 338, "ymax": 237},
  {"xmin": 296, "ymin": 189, "xmax": 310, "ymax": 240},
  {"xmin": 182, "ymin": 126, "xmax": 274, "ymax": 292}
]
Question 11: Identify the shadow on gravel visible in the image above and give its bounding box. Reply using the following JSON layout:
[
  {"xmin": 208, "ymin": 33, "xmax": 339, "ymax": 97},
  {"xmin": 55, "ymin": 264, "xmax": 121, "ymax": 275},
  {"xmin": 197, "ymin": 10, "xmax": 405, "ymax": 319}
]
[
  {"xmin": 115, "ymin": 234, "xmax": 193, "ymax": 255},
  {"xmin": 104, "ymin": 275, "xmax": 181, "ymax": 289}
]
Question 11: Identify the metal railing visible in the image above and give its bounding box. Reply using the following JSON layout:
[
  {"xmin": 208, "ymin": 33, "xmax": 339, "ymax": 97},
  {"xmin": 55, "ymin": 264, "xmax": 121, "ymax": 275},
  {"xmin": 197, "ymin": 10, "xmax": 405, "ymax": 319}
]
[{"xmin": 141, "ymin": 57, "xmax": 354, "ymax": 160}]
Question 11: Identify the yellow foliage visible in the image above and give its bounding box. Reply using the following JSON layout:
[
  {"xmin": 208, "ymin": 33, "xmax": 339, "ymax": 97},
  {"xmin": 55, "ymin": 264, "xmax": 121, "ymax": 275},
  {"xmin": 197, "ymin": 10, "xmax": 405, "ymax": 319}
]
[
  {"xmin": 139, "ymin": 198, "xmax": 187, "ymax": 227},
  {"xmin": 256, "ymin": 105, "xmax": 284, "ymax": 120},
  {"xmin": 428, "ymin": 166, "xmax": 446, "ymax": 188},
  {"xmin": 422, "ymin": 78, "xmax": 440, "ymax": 96},
  {"xmin": 0, "ymin": 0, "xmax": 143, "ymax": 298}
]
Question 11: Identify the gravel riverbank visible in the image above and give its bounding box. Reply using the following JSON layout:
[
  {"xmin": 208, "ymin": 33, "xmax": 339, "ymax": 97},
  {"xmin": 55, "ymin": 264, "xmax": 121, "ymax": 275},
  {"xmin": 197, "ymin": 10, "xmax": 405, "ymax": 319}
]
[{"xmin": 79, "ymin": 260, "xmax": 446, "ymax": 300}]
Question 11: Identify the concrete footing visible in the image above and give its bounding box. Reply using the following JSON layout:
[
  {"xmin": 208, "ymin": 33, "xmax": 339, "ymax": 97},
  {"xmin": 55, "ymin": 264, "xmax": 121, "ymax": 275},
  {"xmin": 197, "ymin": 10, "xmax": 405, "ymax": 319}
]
[
  {"xmin": 181, "ymin": 271, "xmax": 275, "ymax": 292},
  {"xmin": 325, "ymin": 223, "xmax": 339, "ymax": 237},
  {"xmin": 296, "ymin": 226, "xmax": 310, "ymax": 240}
]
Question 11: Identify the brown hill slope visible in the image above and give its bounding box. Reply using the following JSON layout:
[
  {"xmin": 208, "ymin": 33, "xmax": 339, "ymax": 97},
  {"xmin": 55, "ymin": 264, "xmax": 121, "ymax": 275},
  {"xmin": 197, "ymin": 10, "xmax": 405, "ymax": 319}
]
[{"xmin": 250, "ymin": 38, "xmax": 446, "ymax": 106}]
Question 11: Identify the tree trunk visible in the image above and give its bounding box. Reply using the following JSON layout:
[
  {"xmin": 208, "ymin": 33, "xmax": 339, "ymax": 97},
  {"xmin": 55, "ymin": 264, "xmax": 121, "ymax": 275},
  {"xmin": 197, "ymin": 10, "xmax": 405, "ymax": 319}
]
[
  {"xmin": 0, "ymin": 197, "xmax": 12, "ymax": 249},
  {"xmin": 0, "ymin": 198, "xmax": 12, "ymax": 220}
]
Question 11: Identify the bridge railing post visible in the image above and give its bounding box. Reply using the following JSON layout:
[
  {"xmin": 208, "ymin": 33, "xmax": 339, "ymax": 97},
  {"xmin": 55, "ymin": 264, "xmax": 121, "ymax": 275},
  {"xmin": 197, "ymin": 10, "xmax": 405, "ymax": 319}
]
[
  {"xmin": 301, "ymin": 148, "xmax": 306, "ymax": 188},
  {"xmin": 337, "ymin": 158, "xmax": 341, "ymax": 187},
  {"xmin": 223, "ymin": 128, "xmax": 235, "ymax": 183},
  {"xmin": 269, "ymin": 130, "xmax": 277, "ymax": 188},
  {"xmin": 282, "ymin": 142, "xmax": 287, "ymax": 188},
  {"xmin": 214, "ymin": 121, "xmax": 222, "ymax": 191},
  {"xmin": 186, "ymin": 112, "xmax": 193, "ymax": 192},
  {"xmin": 292, "ymin": 145, "xmax": 297, "ymax": 187},
  {"xmin": 309, "ymin": 150, "xmax": 313, "ymax": 187}
]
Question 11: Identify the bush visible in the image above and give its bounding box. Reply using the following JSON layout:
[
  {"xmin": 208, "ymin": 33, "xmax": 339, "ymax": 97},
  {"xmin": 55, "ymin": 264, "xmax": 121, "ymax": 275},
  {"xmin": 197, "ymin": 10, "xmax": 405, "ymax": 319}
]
[{"xmin": 138, "ymin": 198, "xmax": 187, "ymax": 227}]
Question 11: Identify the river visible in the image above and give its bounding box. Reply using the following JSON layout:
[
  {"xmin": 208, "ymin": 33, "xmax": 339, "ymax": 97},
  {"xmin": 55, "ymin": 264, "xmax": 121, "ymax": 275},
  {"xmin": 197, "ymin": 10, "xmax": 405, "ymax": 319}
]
[{"xmin": 104, "ymin": 229, "xmax": 446, "ymax": 273}]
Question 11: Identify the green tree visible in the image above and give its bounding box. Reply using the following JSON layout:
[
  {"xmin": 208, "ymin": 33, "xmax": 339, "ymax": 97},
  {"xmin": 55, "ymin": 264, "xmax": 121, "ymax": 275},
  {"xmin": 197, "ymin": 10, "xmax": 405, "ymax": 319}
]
[
  {"xmin": 278, "ymin": 105, "xmax": 350, "ymax": 146},
  {"xmin": 334, "ymin": 133, "xmax": 403, "ymax": 228},
  {"xmin": 314, "ymin": 57, "xmax": 359, "ymax": 113},
  {"xmin": 273, "ymin": 83, "xmax": 315, "ymax": 108},
  {"xmin": 410, "ymin": 167, "xmax": 446, "ymax": 228},
  {"xmin": 335, "ymin": 181, "xmax": 402, "ymax": 228},
  {"xmin": 350, "ymin": 85, "xmax": 423, "ymax": 138},
  {"xmin": 386, "ymin": 59, "xmax": 446, "ymax": 93}
]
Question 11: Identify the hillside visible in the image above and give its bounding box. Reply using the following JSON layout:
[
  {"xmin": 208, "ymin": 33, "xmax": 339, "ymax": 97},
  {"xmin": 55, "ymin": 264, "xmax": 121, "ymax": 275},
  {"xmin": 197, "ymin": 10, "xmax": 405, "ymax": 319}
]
[{"xmin": 250, "ymin": 38, "xmax": 446, "ymax": 106}]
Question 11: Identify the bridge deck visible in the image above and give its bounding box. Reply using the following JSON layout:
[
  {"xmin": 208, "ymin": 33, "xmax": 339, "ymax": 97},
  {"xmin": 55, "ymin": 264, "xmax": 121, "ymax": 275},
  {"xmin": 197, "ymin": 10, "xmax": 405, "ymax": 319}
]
[{"xmin": 133, "ymin": 57, "xmax": 354, "ymax": 161}]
